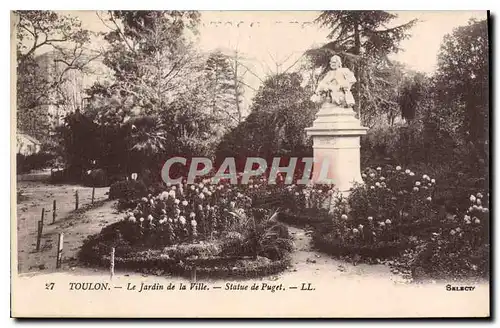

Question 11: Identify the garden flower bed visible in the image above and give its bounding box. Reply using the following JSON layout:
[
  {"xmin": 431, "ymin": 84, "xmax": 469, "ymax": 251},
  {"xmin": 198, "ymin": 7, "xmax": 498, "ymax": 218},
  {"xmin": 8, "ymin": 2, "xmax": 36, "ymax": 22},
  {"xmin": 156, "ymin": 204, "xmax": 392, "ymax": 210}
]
[
  {"xmin": 80, "ymin": 176, "xmax": 299, "ymax": 278},
  {"xmin": 307, "ymin": 165, "xmax": 490, "ymax": 280}
]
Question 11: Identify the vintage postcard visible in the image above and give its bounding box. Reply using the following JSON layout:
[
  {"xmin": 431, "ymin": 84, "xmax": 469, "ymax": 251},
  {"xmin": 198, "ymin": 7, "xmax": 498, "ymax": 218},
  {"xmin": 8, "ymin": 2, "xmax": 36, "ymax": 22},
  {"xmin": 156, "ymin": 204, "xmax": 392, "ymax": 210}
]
[{"xmin": 11, "ymin": 10, "xmax": 490, "ymax": 318}]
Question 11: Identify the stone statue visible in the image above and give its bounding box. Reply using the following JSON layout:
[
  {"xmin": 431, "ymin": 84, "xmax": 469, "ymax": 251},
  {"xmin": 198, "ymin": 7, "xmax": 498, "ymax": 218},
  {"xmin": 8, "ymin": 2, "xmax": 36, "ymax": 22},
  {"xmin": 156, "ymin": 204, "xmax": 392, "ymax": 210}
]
[{"xmin": 311, "ymin": 55, "xmax": 356, "ymax": 108}]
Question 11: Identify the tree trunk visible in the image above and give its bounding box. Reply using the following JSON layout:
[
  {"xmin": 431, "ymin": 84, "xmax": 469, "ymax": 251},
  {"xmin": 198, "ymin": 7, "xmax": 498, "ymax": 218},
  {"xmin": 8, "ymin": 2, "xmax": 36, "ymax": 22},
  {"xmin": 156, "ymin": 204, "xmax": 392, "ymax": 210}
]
[{"xmin": 234, "ymin": 58, "xmax": 242, "ymax": 123}]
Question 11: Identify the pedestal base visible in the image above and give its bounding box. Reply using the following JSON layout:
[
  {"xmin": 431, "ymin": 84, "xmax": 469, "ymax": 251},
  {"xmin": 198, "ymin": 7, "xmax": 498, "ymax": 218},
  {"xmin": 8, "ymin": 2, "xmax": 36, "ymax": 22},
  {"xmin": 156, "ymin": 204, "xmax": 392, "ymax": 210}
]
[{"xmin": 305, "ymin": 103, "xmax": 368, "ymax": 194}]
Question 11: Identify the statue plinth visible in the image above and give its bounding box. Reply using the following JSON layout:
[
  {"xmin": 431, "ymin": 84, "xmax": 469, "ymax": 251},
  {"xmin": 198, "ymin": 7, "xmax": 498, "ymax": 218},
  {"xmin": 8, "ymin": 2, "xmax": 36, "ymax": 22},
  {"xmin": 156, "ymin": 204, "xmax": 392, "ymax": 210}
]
[{"xmin": 305, "ymin": 103, "xmax": 368, "ymax": 195}]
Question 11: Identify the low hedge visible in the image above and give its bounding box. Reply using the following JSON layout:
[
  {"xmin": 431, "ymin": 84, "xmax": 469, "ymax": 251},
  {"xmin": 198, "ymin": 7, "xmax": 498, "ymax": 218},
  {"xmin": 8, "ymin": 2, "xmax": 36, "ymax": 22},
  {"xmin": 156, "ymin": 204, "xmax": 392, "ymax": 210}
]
[
  {"xmin": 79, "ymin": 219, "xmax": 293, "ymax": 279},
  {"xmin": 312, "ymin": 231, "xmax": 410, "ymax": 259},
  {"xmin": 277, "ymin": 209, "xmax": 330, "ymax": 228},
  {"xmin": 81, "ymin": 244, "xmax": 291, "ymax": 279}
]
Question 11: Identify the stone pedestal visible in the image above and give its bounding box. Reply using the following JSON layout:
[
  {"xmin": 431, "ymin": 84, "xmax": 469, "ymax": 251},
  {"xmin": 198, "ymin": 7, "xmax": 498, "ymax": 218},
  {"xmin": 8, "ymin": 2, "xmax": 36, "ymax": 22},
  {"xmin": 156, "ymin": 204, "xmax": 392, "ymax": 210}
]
[{"xmin": 305, "ymin": 103, "xmax": 368, "ymax": 194}]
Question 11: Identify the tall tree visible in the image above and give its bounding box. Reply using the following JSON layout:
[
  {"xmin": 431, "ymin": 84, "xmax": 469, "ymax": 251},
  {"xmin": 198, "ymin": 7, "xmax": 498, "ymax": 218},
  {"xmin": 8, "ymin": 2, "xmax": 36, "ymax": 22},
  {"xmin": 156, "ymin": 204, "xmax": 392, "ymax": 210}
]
[
  {"xmin": 434, "ymin": 19, "xmax": 489, "ymax": 146},
  {"xmin": 15, "ymin": 10, "xmax": 98, "ymax": 140},
  {"xmin": 98, "ymin": 10, "xmax": 201, "ymax": 114},
  {"xmin": 216, "ymin": 72, "xmax": 317, "ymax": 167},
  {"xmin": 205, "ymin": 50, "xmax": 243, "ymax": 128},
  {"xmin": 308, "ymin": 11, "xmax": 417, "ymax": 122}
]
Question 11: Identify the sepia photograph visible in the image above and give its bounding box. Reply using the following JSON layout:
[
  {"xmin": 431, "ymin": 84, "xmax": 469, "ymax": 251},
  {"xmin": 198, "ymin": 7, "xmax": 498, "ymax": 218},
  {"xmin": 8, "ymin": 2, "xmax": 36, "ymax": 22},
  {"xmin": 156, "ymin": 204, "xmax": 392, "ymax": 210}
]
[{"xmin": 11, "ymin": 9, "xmax": 490, "ymax": 318}]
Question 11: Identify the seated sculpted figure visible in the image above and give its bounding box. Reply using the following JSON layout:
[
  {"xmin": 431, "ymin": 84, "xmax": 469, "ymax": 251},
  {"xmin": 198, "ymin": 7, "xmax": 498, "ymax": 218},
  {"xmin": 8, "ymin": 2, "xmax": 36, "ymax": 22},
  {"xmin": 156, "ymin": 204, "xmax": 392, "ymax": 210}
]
[{"xmin": 311, "ymin": 55, "xmax": 356, "ymax": 108}]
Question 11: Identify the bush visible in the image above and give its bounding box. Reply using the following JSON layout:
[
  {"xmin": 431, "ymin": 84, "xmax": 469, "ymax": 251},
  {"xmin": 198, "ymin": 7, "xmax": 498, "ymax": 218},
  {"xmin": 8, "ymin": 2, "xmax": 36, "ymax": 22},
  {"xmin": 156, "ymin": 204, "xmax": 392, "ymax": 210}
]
[
  {"xmin": 410, "ymin": 192, "xmax": 490, "ymax": 280},
  {"xmin": 82, "ymin": 168, "xmax": 109, "ymax": 187},
  {"xmin": 109, "ymin": 179, "xmax": 148, "ymax": 202},
  {"xmin": 16, "ymin": 152, "xmax": 55, "ymax": 173}
]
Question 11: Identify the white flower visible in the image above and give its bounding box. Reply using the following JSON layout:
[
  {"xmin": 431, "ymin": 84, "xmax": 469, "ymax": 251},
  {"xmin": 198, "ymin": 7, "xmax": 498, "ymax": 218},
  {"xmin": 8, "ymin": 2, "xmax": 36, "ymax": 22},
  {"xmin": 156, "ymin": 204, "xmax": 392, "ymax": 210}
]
[
  {"xmin": 171, "ymin": 185, "xmax": 177, "ymax": 191},
  {"xmin": 362, "ymin": 173, "xmax": 367, "ymax": 178},
  {"xmin": 202, "ymin": 187, "xmax": 209, "ymax": 193},
  {"xmin": 385, "ymin": 219, "xmax": 391, "ymax": 225},
  {"xmin": 294, "ymin": 192, "xmax": 300, "ymax": 196},
  {"xmin": 426, "ymin": 197, "xmax": 432, "ymax": 202},
  {"xmin": 358, "ymin": 224, "xmax": 364, "ymax": 230},
  {"xmin": 206, "ymin": 191, "xmax": 212, "ymax": 197},
  {"xmin": 369, "ymin": 173, "xmax": 376, "ymax": 178},
  {"xmin": 179, "ymin": 216, "xmax": 186, "ymax": 225},
  {"xmin": 376, "ymin": 167, "xmax": 382, "ymax": 171},
  {"xmin": 175, "ymin": 208, "xmax": 181, "ymax": 216},
  {"xmin": 189, "ymin": 212, "xmax": 196, "ymax": 218},
  {"xmin": 168, "ymin": 190, "xmax": 176, "ymax": 198},
  {"xmin": 380, "ymin": 222, "xmax": 386, "ymax": 227},
  {"xmin": 352, "ymin": 228, "xmax": 359, "ymax": 234},
  {"xmin": 129, "ymin": 216, "xmax": 136, "ymax": 223},
  {"xmin": 147, "ymin": 214, "xmax": 154, "ymax": 221},
  {"xmin": 160, "ymin": 191, "xmax": 169, "ymax": 200},
  {"xmin": 405, "ymin": 169, "xmax": 411, "ymax": 174},
  {"xmin": 379, "ymin": 176, "xmax": 385, "ymax": 181},
  {"xmin": 396, "ymin": 166, "xmax": 402, "ymax": 171},
  {"xmin": 230, "ymin": 201, "xmax": 236, "ymax": 209},
  {"xmin": 141, "ymin": 197, "xmax": 148, "ymax": 203},
  {"xmin": 413, "ymin": 187, "xmax": 419, "ymax": 192},
  {"xmin": 198, "ymin": 183, "xmax": 204, "ymax": 189},
  {"xmin": 370, "ymin": 186, "xmax": 375, "ymax": 190},
  {"xmin": 174, "ymin": 199, "xmax": 180, "ymax": 205},
  {"xmin": 367, "ymin": 216, "xmax": 373, "ymax": 221},
  {"xmin": 190, "ymin": 185, "xmax": 195, "ymax": 191},
  {"xmin": 422, "ymin": 174, "xmax": 429, "ymax": 180},
  {"xmin": 415, "ymin": 181, "xmax": 421, "ymax": 186},
  {"xmin": 341, "ymin": 214, "xmax": 348, "ymax": 220},
  {"xmin": 191, "ymin": 219, "xmax": 197, "ymax": 227},
  {"xmin": 477, "ymin": 192, "xmax": 483, "ymax": 199},
  {"xmin": 182, "ymin": 200, "xmax": 188, "ymax": 206},
  {"xmin": 375, "ymin": 182, "xmax": 381, "ymax": 187},
  {"xmin": 199, "ymin": 193, "xmax": 205, "ymax": 200},
  {"xmin": 409, "ymin": 172, "xmax": 415, "ymax": 177},
  {"xmin": 249, "ymin": 185, "xmax": 254, "ymax": 189},
  {"xmin": 482, "ymin": 207, "xmax": 489, "ymax": 213},
  {"xmin": 474, "ymin": 218, "xmax": 480, "ymax": 224},
  {"xmin": 455, "ymin": 227, "xmax": 462, "ymax": 232},
  {"xmin": 450, "ymin": 229, "xmax": 456, "ymax": 236},
  {"xmin": 431, "ymin": 179, "xmax": 436, "ymax": 184},
  {"xmin": 476, "ymin": 199, "xmax": 482, "ymax": 206},
  {"xmin": 470, "ymin": 195, "xmax": 476, "ymax": 203},
  {"xmin": 139, "ymin": 217, "xmax": 144, "ymax": 222},
  {"xmin": 328, "ymin": 189, "xmax": 334, "ymax": 195}
]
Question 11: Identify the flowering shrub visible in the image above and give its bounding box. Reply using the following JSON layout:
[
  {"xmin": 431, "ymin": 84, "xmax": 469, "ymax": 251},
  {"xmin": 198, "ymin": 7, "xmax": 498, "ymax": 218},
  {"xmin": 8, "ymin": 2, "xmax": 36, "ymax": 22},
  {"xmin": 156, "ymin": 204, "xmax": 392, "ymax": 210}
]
[
  {"xmin": 313, "ymin": 165, "xmax": 440, "ymax": 258},
  {"xmin": 411, "ymin": 192, "xmax": 490, "ymax": 279}
]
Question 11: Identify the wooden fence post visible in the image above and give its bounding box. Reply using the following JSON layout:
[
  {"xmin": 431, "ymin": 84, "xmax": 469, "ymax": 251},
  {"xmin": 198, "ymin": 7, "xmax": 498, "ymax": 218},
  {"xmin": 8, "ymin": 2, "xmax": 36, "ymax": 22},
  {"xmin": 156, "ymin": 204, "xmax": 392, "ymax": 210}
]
[
  {"xmin": 52, "ymin": 200, "xmax": 56, "ymax": 223},
  {"xmin": 191, "ymin": 266, "xmax": 197, "ymax": 283},
  {"xmin": 110, "ymin": 247, "xmax": 115, "ymax": 279},
  {"xmin": 91, "ymin": 187, "xmax": 95, "ymax": 204},
  {"xmin": 56, "ymin": 233, "xmax": 64, "ymax": 269},
  {"xmin": 40, "ymin": 208, "xmax": 45, "ymax": 225},
  {"xmin": 36, "ymin": 220, "xmax": 43, "ymax": 251},
  {"xmin": 75, "ymin": 190, "xmax": 79, "ymax": 210}
]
